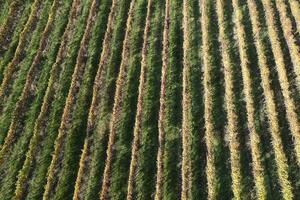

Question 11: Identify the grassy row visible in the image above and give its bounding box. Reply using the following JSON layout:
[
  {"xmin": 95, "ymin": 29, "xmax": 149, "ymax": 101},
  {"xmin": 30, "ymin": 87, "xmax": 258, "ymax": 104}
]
[
  {"xmin": 262, "ymin": 0, "xmax": 300, "ymax": 167},
  {"xmin": 0, "ymin": 0, "xmax": 47, "ymax": 146},
  {"xmin": 0, "ymin": 0, "xmax": 33, "ymax": 81},
  {"xmin": 131, "ymin": 1, "xmax": 163, "ymax": 199},
  {"xmin": 0, "ymin": 0, "xmax": 60, "ymax": 163},
  {"xmin": 100, "ymin": 0, "xmax": 148, "ymax": 198},
  {"xmin": 11, "ymin": 0, "xmax": 75, "ymax": 199},
  {"xmin": 72, "ymin": 0, "xmax": 119, "ymax": 199},
  {"xmin": 41, "ymin": 0, "xmax": 99, "ymax": 198},
  {"xmin": 99, "ymin": 0, "xmax": 137, "ymax": 197},
  {"xmin": 155, "ymin": 0, "xmax": 184, "ymax": 199},
  {"xmin": 181, "ymin": 0, "xmax": 206, "ymax": 199},
  {"xmin": 274, "ymin": 0, "xmax": 300, "ymax": 93},
  {"xmin": 0, "ymin": 0, "xmax": 43, "ymax": 102},
  {"xmin": 247, "ymin": 0, "xmax": 293, "ymax": 199},
  {"xmin": 0, "ymin": 0, "xmax": 9, "ymax": 25},
  {"xmin": 0, "ymin": 0, "xmax": 31, "ymax": 54},
  {"xmin": 42, "ymin": 0, "xmax": 111, "ymax": 199},
  {"xmin": 288, "ymin": 0, "xmax": 300, "ymax": 33},
  {"xmin": 202, "ymin": 0, "xmax": 234, "ymax": 198},
  {"xmin": 154, "ymin": 1, "xmax": 169, "ymax": 199},
  {"xmin": 202, "ymin": 0, "xmax": 221, "ymax": 198},
  {"xmin": 73, "ymin": 0, "xmax": 132, "ymax": 199},
  {"xmin": 37, "ymin": 0, "xmax": 93, "ymax": 199},
  {"xmin": 231, "ymin": 0, "xmax": 268, "ymax": 198},
  {"xmin": 215, "ymin": 0, "xmax": 243, "ymax": 198},
  {"xmin": 9, "ymin": 0, "xmax": 89, "ymax": 199},
  {"xmin": 126, "ymin": 0, "xmax": 153, "ymax": 198},
  {"xmin": 0, "ymin": 0, "xmax": 55, "ymax": 200},
  {"xmin": 0, "ymin": 0, "xmax": 51, "ymax": 162}
]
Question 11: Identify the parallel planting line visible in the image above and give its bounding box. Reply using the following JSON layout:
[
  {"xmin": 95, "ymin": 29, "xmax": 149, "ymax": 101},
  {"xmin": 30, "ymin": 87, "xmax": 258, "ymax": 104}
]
[
  {"xmin": 100, "ymin": 0, "xmax": 136, "ymax": 198},
  {"xmin": 0, "ymin": 2, "xmax": 54, "ymax": 199},
  {"xmin": 75, "ymin": 0, "xmax": 131, "ymax": 198},
  {"xmin": 215, "ymin": 0, "xmax": 242, "ymax": 199},
  {"xmin": 288, "ymin": 0, "xmax": 300, "ymax": 33},
  {"xmin": 0, "ymin": 0, "xmax": 60, "ymax": 165},
  {"xmin": 0, "ymin": 0, "xmax": 54, "ymax": 147},
  {"xmin": 0, "ymin": 0, "xmax": 71, "ymax": 198},
  {"xmin": 0, "ymin": 0, "xmax": 43, "ymax": 103},
  {"xmin": 154, "ymin": 0, "xmax": 169, "ymax": 199},
  {"xmin": 41, "ymin": 0, "xmax": 98, "ymax": 199},
  {"xmin": 274, "ymin": 0, "xmax": 300, "ymax": 92},
  {"xmin": 247, "ymin": 0, "xmax": 293, "ymax": 199},
  {"xmin": 181, "ymin": 0, "xmax": 190, "ymax": 198},
  {"xmin": 132, "ymin": 1, "xmax": 163, "ymax": 198},
  {"xmin": 262, "ymin": 0, "xmax": 300, "ymax": 167},
  {"xmin": 12, "ymin": 0, "xmax": 76, "ymax": 196},
  {"xmin": 11, "ymin": 0, "xmax": 82, "ymax": 199},
  {"xmin": 0, "ymin": 1, "xmax": 33, "ymax": 82},
  {"xmin": 160, "ymin": 0, "xmax": 183, "ymax": 198},
  {"xmin": 0, "ymin": 0, "xmax": 25, "ymax": 53},
  {"xmin": 181, "ymin": 1, "xmax": 205, "ymax": 199},
  {"xmin": 48, "ymin": 0, "xmax": 111, "ymax": 198},
  {"xmin": 72, "ymin": 0, "xmax": 119, "ymax": 199},
  {"xmin": 126, "ymin": 0, "xmax": 152, "ymax": 199},
  {"xmin": 201, "ymin": 0, "xmax": 219, "ymax": 198},
  {"xmin": 231, "ymin": 0, "xmax": 267, "ymax": 198},
  {"xmin": 0, "ymin": 0, "xmax": 52, "ymax": 146},
  {"xmin": 12, "ymin": 0, "xmax": 74, "ymax": 197}
]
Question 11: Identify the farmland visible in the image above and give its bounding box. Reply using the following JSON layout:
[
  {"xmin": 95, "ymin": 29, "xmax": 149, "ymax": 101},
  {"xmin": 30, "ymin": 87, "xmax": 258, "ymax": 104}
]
[{"xmin": 0, "ymin": 0, "xmax": 300, "ymax": 199}]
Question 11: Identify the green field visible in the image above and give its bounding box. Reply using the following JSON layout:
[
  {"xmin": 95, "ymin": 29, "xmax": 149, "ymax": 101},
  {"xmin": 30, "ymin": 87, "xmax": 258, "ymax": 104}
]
[{"xmin": 0, "ymin": 0, "xmax": 300, "ymax": 199}]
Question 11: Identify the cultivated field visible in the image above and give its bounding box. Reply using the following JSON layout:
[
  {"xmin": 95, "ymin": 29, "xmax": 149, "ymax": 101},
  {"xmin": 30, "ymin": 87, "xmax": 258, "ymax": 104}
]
[{"xmin": 0, "ymin": 0, "xmax": 300, "ymax": 199}]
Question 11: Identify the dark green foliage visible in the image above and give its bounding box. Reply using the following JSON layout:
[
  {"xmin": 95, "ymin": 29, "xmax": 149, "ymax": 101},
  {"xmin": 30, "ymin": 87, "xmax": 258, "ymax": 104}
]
[
  {"xmin": 161, "ymin": 0, "xmax": 183, "ymax": 199},
  {"xmin": 133, "ymin": 0, "xmax": 164, "ymax": 199},
  {"xmin": 108, "ymin": 0, "xmax": 148, "ymax": 199},
  {"xmin": 51, "ymin": 1, "xmax": 112, "ymax": 199},
  {"xmin": 83, "ymin": 0, "xmax": 132, "ymax": 199}
]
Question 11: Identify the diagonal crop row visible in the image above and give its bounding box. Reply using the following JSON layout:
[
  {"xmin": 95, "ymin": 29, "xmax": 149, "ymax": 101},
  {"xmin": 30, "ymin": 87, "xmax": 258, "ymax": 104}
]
[
  {"xmin": 231, "ymin": 0, "xmax": 268, "ymax": 198},
  {"xmin": 0, "ymin": 1, "xmax": 58, "ymax": 198},
  {"xmin": 0, "ymin": 0, "xmax": 30, "ymax": 54},
  {"xmin": 0, "ymin": 0, "xmax": 43, "ymax": 101},
  {"xmin": 130, "ymin": 1, "xmax": 164, "ymax": 199},
  {"xmin": 154, "ymin": 1, "xmax": 169, "ymax": 199},
  {"xmin": 11, "ymin": 0, "xmax": 76, "ymax": 199},
  {"xmin": 262, "ymin": 0, "xmax": 300, "ymax": 168},
  {"xmin": 1, "ymin": 0, "xmax": 70, "ymax": 198},
  {"xmin": 0, "ymin": 0, "xmax": 50, "ymax": 146},
  {"xmin": 100, "ymin": 0, "xmax": 148, "ymax": 198},
  {"xmin": 201, "ymin": 0, "xmax": 223, "ymax": 198},
  {"xmin": 181, "ymin": 0, "xmax": 207, "ymax": 199},
  {"xmin": 215, "ymin": 0, "xmax": 243, "ymax": 198},
  {"xmin": 43, "ymin": 0, "xmax": 112, "ymax": 199},
  {"xmin": 247, "ymin": 0, "xmax": 293, "ymax": 199},
  {"xmin": 151, "ymin": 1, "xmax": 184, "ymax": 200},
  {"xmin": 99, "ymin": 0, "xmax": 137, "ymax": 197},
  {"xmin": 0, "ymin": 1, "xmax": 57, "ymax": 200},
  {"xmin": 288, "ymin": 0, "xmax": 300, "ymax": 33},
  {"xmin": 0, "ymin": 0, "xmax": 61, "ymax": 165},
  {"xmin": 7, "ymin": 0, "xmax": 90, "ymax": 199},
  {"xmin": 40, "ymin": 0, "xmax": 100, "ymax": 199},
  {"xmin": 0, "ymin": 0, "xmax": 33, "ymax": 81},
  {"xmin": 72, "ymin": 0, "xmax": 120, "ymax": 199},
  {"xmin": 126, "ymin": 0, "xmax": 153, "ymax": 199},
  {"xmin": 72, "ymin": 0, "xmax": 132, "ymax": 199},
  {"xmin": 273, "ymin": 0, "xmax": 300, "ymax": 93}
]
